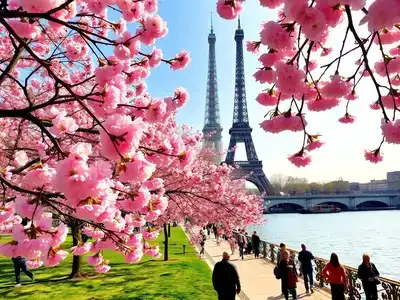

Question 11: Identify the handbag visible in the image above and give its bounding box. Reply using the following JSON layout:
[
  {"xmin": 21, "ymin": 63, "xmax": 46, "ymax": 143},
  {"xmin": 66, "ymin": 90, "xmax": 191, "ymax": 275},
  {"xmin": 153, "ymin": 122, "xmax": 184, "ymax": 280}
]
[
  {"xmin": 274, "ymin": 266, "xmax": 281, "ymax": 279},
  {"xmin": 371, "ymin": 264, "xmax": 381, "ymax": 285}
]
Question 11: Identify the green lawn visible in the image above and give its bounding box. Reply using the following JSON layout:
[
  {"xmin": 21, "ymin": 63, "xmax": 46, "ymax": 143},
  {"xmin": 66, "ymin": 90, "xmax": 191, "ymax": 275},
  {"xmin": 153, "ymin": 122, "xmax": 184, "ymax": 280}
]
[{"xmin": 0, "ymin": 227, "xmax": 216, "ymax": 300}]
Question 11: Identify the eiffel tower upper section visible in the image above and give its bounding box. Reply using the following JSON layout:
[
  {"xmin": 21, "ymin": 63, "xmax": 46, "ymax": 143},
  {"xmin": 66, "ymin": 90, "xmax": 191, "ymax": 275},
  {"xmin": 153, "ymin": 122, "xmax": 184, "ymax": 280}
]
[
  {"xmin": 224, "ymin": 19, "xmax": 273, "ymax": 194},
  {"xmin": 202, "ymin": 14, "xmax": 223, "ymax": 155}
]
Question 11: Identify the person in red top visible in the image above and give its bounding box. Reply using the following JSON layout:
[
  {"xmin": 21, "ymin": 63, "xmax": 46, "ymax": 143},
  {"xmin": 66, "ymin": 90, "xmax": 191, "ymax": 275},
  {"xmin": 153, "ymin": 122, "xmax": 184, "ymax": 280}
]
[{"xmin": 322, "ymin": 253, "xmax": 348, "ymax": 300}]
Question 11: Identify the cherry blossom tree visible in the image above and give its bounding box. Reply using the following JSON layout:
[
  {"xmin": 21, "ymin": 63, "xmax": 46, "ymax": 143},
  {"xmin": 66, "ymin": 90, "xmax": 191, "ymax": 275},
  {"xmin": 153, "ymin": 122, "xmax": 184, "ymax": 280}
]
[
  {"xmin": 155, "ymin": 148, "xmax": 263, "ymax": 260},
  {"xmin": 216, "ymin": 0, "xmax": 400, "ymax": 167},
  {"xmin": 0, "ymin": 0, "xmax": 198, "ymax": 278}
]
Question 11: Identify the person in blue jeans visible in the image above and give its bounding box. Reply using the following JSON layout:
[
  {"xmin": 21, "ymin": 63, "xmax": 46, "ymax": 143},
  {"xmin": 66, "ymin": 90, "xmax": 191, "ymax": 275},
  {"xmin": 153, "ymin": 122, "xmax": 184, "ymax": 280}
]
[
  {"xmin": 236, "ymin": 231, "xmax": 245, "ymax": 260},
  {"xmin": 12, "ymin": 256, "xmax": 35, "ymax": 287},
  {"xmin": 298, "ymin": 244, "xmax": 315, "ymax": 294}
]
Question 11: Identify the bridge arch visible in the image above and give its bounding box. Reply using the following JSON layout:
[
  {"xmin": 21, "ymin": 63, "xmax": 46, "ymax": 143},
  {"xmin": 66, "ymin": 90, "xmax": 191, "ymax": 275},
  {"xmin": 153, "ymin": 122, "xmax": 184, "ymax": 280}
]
[{"xmin": 356, "ymin": 200, "xmax": 390, "ymax": 209}]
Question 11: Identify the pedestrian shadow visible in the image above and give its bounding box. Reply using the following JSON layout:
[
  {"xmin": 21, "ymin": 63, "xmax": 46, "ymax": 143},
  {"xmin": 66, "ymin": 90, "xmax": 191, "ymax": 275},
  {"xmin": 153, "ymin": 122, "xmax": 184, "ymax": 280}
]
[{"xmin": 267, "ymin": 295, "xmax": 284, "ymax": 300}]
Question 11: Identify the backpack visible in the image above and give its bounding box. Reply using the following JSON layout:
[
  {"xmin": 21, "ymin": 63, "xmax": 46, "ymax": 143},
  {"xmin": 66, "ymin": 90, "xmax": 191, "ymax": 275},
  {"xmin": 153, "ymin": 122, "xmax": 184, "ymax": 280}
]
[{"xmin": 273, "ymin": 266, "xmax": 281, "ymax": 279}]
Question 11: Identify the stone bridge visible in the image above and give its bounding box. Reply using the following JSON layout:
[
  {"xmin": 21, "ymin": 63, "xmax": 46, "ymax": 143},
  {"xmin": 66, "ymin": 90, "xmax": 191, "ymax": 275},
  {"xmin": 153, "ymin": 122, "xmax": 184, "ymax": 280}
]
[{"xmin": 263, "ymin": 194, "xmax": 400, "ymax": 211}]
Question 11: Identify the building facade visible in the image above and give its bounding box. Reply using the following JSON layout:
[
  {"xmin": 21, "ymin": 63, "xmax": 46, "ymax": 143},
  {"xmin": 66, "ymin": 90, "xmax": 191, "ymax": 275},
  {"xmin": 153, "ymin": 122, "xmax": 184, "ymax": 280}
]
[{"xmin": 387, "ymin": 171, "xmax": 400, "ymax": 190}]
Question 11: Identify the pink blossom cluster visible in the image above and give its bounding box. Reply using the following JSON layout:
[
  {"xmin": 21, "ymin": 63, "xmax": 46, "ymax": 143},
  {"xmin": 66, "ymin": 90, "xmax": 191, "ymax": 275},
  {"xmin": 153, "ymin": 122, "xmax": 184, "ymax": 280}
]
[{"xmin": 217, "ymin": 0, "xmax": 400, "ymax": 167}]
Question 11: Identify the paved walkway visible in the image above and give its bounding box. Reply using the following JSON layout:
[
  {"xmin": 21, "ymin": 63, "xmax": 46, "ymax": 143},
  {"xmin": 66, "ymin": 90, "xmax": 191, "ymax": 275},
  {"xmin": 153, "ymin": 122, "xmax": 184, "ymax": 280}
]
[{"xmin": 204, "ymin": 238, "xmax": 331, "ymax": 300}]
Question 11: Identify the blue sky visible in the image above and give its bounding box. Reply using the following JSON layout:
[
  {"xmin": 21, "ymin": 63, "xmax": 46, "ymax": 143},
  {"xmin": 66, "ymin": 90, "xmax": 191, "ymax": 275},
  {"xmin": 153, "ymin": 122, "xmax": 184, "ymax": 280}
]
[{"xmin": 144, "ymin": 0, "xmax": 400, "ymax": 183}]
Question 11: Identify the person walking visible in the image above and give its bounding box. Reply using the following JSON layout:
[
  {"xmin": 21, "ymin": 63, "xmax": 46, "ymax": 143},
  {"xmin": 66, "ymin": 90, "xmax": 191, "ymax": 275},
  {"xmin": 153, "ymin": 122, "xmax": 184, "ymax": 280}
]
[
  {"xmin": 12, "ymin": 256, "xmax": 34, "ymax": 287},
  {"xmin": 279, "ymin": 250, "xmax": 298, "ymax": 300},
  {"xmin": 298, "ymin": 244, "xmax": 315, "ymax": 294},
  {"xmin": 322, "ymin": 253, "xmax": 347, "ymax": 300},
  {"xmin": 251, "ymin": 231, "xmax": 261, "ymax": 258},
  {"xmin": 237, "ymin": 230, "xmax": 245, "ymax": 260},
  {"xmin": 244, "ymin": 232, "xmax": 252, "ymax": 254},
  {"xmin": 277, "ymin": 243, "xmax": 286, "ymax": 265},
  {"xmin": 212, "ymin": 252, "xmax": 241, "ymax": 300},
  {"xmin": 228, "ymin": 236, "xmax": 236, "ymax": 255},
  {"xmin": 213, "ymin": 225, "xmax": 218, "ymax": 239},
  {"xmin": 357, "ymin": 253, "xmax": 380, "ymax": 300}
]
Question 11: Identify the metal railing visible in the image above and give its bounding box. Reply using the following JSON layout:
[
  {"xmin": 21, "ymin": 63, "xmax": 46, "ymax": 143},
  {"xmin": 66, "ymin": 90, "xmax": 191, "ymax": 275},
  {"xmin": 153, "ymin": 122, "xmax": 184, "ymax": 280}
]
[{"xmin": 232, "ymin": 232, "xmax": 400, "ymax": 300}]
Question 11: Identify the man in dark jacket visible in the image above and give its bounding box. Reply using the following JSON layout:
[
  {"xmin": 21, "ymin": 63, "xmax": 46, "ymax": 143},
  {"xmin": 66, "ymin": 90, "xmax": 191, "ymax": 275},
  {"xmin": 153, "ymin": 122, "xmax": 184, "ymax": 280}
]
[
  {"xmin": 251, "ymin": 231, "xmax": 261, "ymax": 258},
  {"xmin": 357, "ymin": 253, "xmax": 380, "ymax": 300},
  {"xmin": 298, "ymin": 244, "xmax": 315, "ymax": 294},
  {"xmin": 212, "ymin": 252, "xmax": 241, "ymax": 300}
]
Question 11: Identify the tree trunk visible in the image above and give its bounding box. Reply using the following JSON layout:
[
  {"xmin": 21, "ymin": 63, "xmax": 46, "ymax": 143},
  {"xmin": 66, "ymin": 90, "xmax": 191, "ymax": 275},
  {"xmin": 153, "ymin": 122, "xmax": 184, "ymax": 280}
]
[
  {"xmin": 163, "ymin": 223, "xmax": 169, "ymax": 261},
  {"xmin": 69, "ymin": 220, "xmax": 83, "ymax": 278},
  {"xmin": 168, "ymin": 223, "xmax": 171, "ymax": 237}
]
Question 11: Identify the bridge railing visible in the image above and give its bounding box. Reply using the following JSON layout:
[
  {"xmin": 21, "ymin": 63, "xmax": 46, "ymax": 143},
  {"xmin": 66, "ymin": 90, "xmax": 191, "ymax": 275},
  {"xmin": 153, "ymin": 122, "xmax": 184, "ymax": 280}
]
[{"xmin": 232, "ymin": 232, "xmax": 400, "ymax": 300}]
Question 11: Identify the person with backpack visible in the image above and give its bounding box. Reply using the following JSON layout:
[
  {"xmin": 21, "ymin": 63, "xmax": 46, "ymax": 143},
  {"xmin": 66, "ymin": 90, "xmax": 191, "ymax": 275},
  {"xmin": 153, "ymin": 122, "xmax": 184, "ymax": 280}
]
[{"xmin": 278, "ymin": 250, "xmax": 298, "ymax": 300}]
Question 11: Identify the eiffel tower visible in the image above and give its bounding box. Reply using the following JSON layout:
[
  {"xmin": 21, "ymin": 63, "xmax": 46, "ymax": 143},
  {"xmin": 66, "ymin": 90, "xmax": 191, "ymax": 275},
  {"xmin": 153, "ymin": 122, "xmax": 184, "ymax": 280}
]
[
  {"xmin": 224, "ymin": 19, "xmax": 273, "ymax": 194},
  {"xmin": 202, "ymin": 14, "xmax": 223, "ymax": 162}
]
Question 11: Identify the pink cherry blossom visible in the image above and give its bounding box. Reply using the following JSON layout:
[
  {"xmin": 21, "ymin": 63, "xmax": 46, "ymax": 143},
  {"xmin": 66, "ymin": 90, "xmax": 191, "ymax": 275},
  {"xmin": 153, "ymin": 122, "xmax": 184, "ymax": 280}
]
[
  {"xmin": 119, "ymin": 152, "xmax": 156, "ymax": 183},
  {"xmin": 149, "ymin": 48, "xmax": 163, "ymax": 67},
  {"xmin": 49, "ymin": 116, "xmax": 79, "ymax": 138},
  {"xmin": 305, "ymin": 140, "xmax": 324, "ymax": 152},
  {"xmin": 253, "ymin": 69, "xmax": 276, "ymax": 84},
  {"xmin": 381, "ymin": 119, "xmax": 400, "ymax": 144},
  {"xmin": 260, "ymin": 113, "xmax": 305, "ymax": 133},
  {"xmin": 328, "ymin": 0, "xmax": 366, "ymax": 10},
  {"xmin": 338, "ymin": 113, "xmax": 356, "ymax": 124},
  {"xmin": 246, "ymin": 41, "xmax": 260, "ymax": 54},
  {"xmin": 288, "ymin": 151, "xmax": 312, "ymax": 167},
  {"xmin": 316, "ymin": 0, "xmax": 343, "ymax": 27},
  {"xmin": 23, "ymin": 166, "xmax": 56, "ymax": 189},
  {"xmin": 260, "ymin": 21, "xmax": 295, "ymax": 51},
  {"xmin": 72, "ymin": 242, "xmax": 93, "ymax": 256},
  {"xmin": 370, "ymin": 102, "xmax": 381, "ymax": 110},
  {"xmin": 43, "ymin": 248, "xmax": 68, "ymax": 267},
  {"xmin": 51, "ymin": 223, "xmax": 68, "ymax": 247},
  {"xmin": 364, "ymin": 150, "xmax": 383, "ymax": 164},
  {"xmin": 96, "ymin": 262, "xmax": 111, "ymax": 273},
  {"xmin": 14, "ymin": 150, "xmax": 28, "ymax": 167},
  {"xmin": 259, "ymin": 52, "xmax": 282, "ymax": 67},
  {"xmin": 125, "ymin": 250, "xmax": 143, "ymax": 264},
  {"xmin": 216, "ymin": 0, "xmax": 243, "ymax": 20},
  {"xmin": 8, "ymin": 20, "xmax": 40, "ymax": 39},
  {"xmin": 307, "ymin": 97, "xmax": 341, "ymax": 111},
  {"xmin": 275, "ymin": 63, "xmax": 307, "ymax": 95},
  {"xmin": 360, "ymin": 0, "xmax": 400, "ymax": 32},
  {"xmin": 26, "ymin": 258, "xmax": 43, "ymax": 269},
  {"xmin": 381, "ymin": 95, "xmax": 399, "ymax": 109},
  {"xmin": 259, "ymin": 0, "xmax": 284, "ymax": 9},
  {"xmin": 321, "ymin": 75, "xmax": 352, "ymax": 99},
  {"xmin": 170, "ymin": 50, "xmax": 191, "ymax": 70},
  {"xmin": 100, "ymin": 115, "xmax": 147, "ymax": 160},
  {"xmin": 256, "ymin": 91, "xmax": 278, "ymax": 106},
  {"xmin": 88, "ymin": 253, "xmax": 103, "ymax": 267}
]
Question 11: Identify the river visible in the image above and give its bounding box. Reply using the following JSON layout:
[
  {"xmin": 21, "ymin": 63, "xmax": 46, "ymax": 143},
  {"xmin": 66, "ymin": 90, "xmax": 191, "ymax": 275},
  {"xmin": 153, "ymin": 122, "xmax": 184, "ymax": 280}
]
[{"xmin": 249, "ymin": 210, "xmax": 399, "ymax": 281}]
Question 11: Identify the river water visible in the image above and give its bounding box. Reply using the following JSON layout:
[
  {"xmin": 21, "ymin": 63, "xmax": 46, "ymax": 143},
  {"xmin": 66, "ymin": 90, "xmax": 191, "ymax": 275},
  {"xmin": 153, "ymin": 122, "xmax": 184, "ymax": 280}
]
[{"xmin": 249, "ymin": 210, "xmax": 399, "ymax": 281}]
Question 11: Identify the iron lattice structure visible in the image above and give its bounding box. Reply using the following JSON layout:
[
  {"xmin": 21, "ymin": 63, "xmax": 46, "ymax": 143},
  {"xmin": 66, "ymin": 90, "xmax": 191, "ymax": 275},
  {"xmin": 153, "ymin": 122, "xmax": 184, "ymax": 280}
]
[
  {"xmin": 202, "ymin": 16, "xmax": 223, "ymax": 160},
  {"xmin": 224, "ymin": 20, "xmax": 273, "ymax": 194}
]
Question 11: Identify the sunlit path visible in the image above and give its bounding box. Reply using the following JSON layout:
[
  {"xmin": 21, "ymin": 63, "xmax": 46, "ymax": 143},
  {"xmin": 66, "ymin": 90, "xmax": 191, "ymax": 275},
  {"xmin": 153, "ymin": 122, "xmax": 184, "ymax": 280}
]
[{"xmin": 204, "ymin": 238, "xmax": 331, "ymax": 300}]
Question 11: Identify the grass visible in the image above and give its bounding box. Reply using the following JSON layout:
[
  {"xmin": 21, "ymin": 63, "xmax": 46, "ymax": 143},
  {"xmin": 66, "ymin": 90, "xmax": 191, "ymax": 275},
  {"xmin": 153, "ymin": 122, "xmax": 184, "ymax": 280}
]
[{"xmin": 0, "ymin": 227, "xmax": 216, "ymax": 300}]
